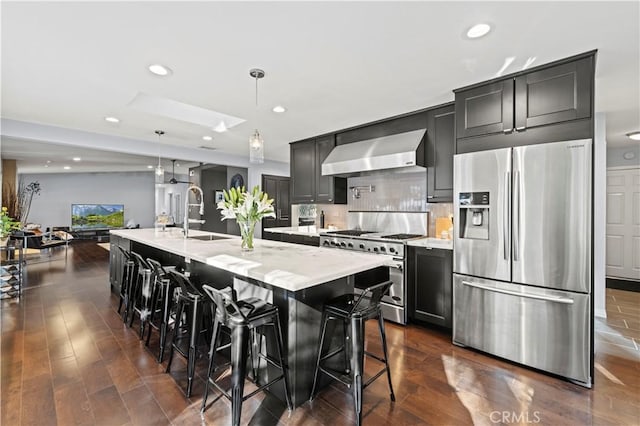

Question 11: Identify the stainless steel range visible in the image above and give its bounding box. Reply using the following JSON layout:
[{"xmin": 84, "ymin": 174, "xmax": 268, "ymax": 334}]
[{"xmin": 319, "ymin": 212, "xmax": 428, "ymax": 325}]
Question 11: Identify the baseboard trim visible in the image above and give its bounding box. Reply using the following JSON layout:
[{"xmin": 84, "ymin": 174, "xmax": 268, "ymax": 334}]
[
  {"xmin": 606, "ymin": 277, "xmax": 640, "ymax": 293},
  {"xmin": 594, "ymin": 308, "xmax": 607, "ymax": 319}
]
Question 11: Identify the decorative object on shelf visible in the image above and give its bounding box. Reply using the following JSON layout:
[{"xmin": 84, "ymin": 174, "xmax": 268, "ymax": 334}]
[
  {"xmin": 214, "ymin": 190, "xmax": 224, "ymax": 204},
  {"xmin": 249, "ymin": 68, "xmax": 265, "ymax": 164},
  {"xmin": 155, "ymin": 130, "xmax": 165, "ymax": 184},
  {"xmin": 0, "ymin": 206, "xmax": 21, "ymax": 245},
  {"xmin": 216, "ymin": 185, "xmax": 275, "ymax": 251},
  {"xmin": 230, "ymin": 173, "xmax": 244, "ymax": 189}
]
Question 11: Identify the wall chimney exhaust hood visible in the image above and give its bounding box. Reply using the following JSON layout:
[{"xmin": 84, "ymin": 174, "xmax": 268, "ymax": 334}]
[{"xmin": 321, "ymin": 129, "xmax": 426, "ymax": 177}]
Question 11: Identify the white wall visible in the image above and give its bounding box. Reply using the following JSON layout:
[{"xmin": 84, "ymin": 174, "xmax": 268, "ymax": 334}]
[
  {"xmin": 594, "ymin": 113, "xmax": 607, "ymax": 319},
  {"xmin": 21, "ymin": 172, "xmax": 155, "ymax": 229},
  {"xmin": 607, "ymin": 145, "xmax": 640, "ymax": 167}
]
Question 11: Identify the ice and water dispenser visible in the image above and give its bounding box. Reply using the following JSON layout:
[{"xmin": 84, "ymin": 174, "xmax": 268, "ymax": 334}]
[{"xmin": 458, "ymin": 192, "xmax": 489, "ymax": 240}]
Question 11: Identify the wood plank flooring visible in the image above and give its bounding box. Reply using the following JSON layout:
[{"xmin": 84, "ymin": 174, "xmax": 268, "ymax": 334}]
[{"xmin": 2, "ymin": 241, "xmax": 639, "ymax": 425}]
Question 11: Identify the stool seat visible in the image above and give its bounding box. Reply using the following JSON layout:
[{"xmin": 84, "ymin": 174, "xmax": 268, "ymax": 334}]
[{"xmin": 310, "ymin": 280, "xmax": 395, "ymax": 426}]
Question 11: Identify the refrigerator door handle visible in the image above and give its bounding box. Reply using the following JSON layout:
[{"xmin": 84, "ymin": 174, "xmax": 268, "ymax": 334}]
[
  {"xmin": 504, "ymin": 171, "xmax": 510, "ymax": 260},
  {"xmin": 513, "ymin": 170, "xmax": 520, "ymax": 261},
  {"xmin": 461, "ymin": 280, "xmax": 575, "ymax": 304}
]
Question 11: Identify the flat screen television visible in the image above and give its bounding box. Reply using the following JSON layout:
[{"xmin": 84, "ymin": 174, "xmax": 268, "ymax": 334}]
[{"xmin": 71, "ymin": 204, "xmax": 124, "ymax": 230}]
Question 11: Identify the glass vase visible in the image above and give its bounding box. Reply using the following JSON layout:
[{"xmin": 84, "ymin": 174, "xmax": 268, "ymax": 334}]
[{"xmin": 237, "ymin": 220, "xmax": 256, "ymax": 251}]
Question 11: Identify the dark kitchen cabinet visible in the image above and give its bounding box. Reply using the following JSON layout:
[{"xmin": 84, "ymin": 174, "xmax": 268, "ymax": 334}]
[
  {"xmin": 455, "ymin": 52, "xmax": 594, "ymax": 153},
  {"xmin": 262, "ymin": 174, "xmax": 291, "ymax": 233},
  {"xmin": 283, "ymin": 233, "xmax": 320, "ymax": 246},
  {"xmin": 290, "ymin": 139, "xmax": 316, "ymax": 203},
  {"xmin": 407, "ymin": 246, "xmax": 452, "ymax": 328},
  {"xmin": 425, "ymin": 103, "xmax": 455, "ymax": 202},
  {"xmin": 290, "ymin": 136, "xmax": 346, "ymax": 204}
]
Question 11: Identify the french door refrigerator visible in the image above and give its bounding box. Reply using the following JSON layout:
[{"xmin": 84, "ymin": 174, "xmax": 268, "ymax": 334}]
[{"xmin": 452, "ymin": 139, "xmax": 593, "ymax": 387}]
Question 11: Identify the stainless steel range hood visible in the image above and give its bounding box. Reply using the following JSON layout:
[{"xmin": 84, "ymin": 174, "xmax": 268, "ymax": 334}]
[{"xmin": 321, "ymin": 128, "xmax": 426, "ymax": 177}]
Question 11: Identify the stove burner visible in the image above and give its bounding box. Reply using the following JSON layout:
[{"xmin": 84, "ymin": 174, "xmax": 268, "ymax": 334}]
[
  {"xmin": 380, "ymin": 233, "xmax": 424, "ymax": 240},
  {"xmin": 325, "ymin": 230, "xmax": 376, "ymax": 237}
]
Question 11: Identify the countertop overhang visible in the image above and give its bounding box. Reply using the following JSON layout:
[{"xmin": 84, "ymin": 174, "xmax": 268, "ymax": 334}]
[{"xmin": 111, "ymin": 228, "xmax": 390, "ymax": 292}]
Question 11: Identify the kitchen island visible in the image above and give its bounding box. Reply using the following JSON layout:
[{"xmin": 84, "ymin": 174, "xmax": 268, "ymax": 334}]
[{"xmin": 110, "ymin": 228, "xmax": 390, "ymax": 406}]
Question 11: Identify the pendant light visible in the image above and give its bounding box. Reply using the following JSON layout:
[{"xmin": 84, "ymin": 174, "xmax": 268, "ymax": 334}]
[
  {"xmin": 249, "ymin": 68, "xmax": 265, "ymax": 164},
  {"xmin": 154, "ymin": 130, "xmax": 165, "ymax": 183}
]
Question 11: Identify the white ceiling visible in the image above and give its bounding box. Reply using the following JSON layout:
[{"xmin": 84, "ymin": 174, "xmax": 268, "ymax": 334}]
[{"xmin": 1, "ymin": 1, "xmax": 639, "ymax": 173}]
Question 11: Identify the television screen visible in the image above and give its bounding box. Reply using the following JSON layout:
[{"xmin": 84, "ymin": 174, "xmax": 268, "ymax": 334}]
[{"xmin": 71, "ymin": 204, "xmax": 124, "ymax": 230}]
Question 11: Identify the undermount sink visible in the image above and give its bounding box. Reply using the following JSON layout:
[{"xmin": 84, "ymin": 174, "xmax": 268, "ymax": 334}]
[{"xmin": 187, "ymin": 234, "xmax": 230, "ymax": 241}]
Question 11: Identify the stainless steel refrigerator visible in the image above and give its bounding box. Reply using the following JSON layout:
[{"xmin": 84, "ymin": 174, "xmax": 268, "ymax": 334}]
[{"xmin": 452, "ymin": 139, "xmax": 593, "ymax": 387}]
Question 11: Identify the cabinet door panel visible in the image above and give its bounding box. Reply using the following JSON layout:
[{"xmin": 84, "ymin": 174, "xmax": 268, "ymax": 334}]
[
  {"xmin": 315, "ymin": 135, "xmax": 335, "ymax": 202},
  {"xmin": 290, "ymin": 140, "xmax": 316, "ymax": 203},
  {"xmin": 408, "ymin": 247, "xmax": 453, "ymax": 328},
  {"xmin": 426, "ymin": 104, "xmax": 455, "ymax": 202},
  {"xmin": 515, "ymin": 57, "xmax": 592, "ymax": 129},
  {"xmin": 456, "ymin": 80, "xmax": 514, "ymax": 138}
]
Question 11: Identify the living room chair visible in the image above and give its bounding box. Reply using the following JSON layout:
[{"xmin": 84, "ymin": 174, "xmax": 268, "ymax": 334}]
[{"xmin": 10, "ymin": 230, "xmax": 69, "ymax": 263}]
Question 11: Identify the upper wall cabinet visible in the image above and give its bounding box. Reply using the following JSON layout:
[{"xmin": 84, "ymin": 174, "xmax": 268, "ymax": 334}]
[
  {"xmin": 290, "ymin": 136, "xmax": 347, "ymax": 204},
  {"xmin": 425, "ymin": 103, "xmax": 455, "ymax": 202},
  {"xmin": 455, "ymin": 52, "xmax": 594, "ymax": 153}
]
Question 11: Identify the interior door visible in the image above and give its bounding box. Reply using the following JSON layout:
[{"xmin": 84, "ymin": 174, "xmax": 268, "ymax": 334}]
[
  {"xmin": 512, "ymin": 139, "xmax": 592, "ymax": 293},
  {"xmin": 606, "ymin": 167, "xmax": 640, "ymax": 281}
]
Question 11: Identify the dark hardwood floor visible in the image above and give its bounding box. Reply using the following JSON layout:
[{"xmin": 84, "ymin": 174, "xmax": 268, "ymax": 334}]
[{"xmin": 2, "ymin": 241, "xmax": 639, "ymax": 425}]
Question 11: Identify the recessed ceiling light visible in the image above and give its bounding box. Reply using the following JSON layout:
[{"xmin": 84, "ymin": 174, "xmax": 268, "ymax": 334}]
[
  {"xmin": 105, "ymin": 116, "xmax": 120, "ymax": 123},
  {"xmin": 44, "ymin": 164, "xmax": 49, "ymax": 168},
  {"xmin": 46, "ymin": 160, "xmax": 51, "ymax": 163},
  {"xmin": 202, "ymin": 135, "xmax": 213, "ymax": 141},
  {"xmin": 626, "ymin": 131, "xmax": 640, "ymax": 140},
  {"xmin": 72, "ymin": 157, "xmax": 81, "ymax": 162},
  {"xmin": 63, "ymin": 166, "xmax": 71, "ymax": 170},
  {"xmin": 466, "ymin": 23, "xmax": 491, "ymax": 39},
  {"xmin": 147, "ymin": 165, "xmax": 153, "ymax": 169},
  {"xmin": 273, "ymin": 105, "xmax": 286, "ymax": 113},
  {"xmin": 148, "ymin": 64, "xmax": 172, "ymax": 76}
]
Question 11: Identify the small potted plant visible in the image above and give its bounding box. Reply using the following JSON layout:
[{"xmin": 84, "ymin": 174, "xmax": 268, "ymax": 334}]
[{"xmin": 0, "ymin": 207, "xmax": 21, "ymax": 246}]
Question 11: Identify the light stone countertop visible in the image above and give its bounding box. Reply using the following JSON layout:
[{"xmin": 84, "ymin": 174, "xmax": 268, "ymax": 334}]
[
  {"xmin": 111, "ymin": 228, "xmax": 389, "ymax": 292},
  {"xmin": 406, "ymin": 237, "xmax": 453, "ymax": 250},
  {"xmin": 263, "ymin": 226, "xmax": 337, "ymax": 237}
]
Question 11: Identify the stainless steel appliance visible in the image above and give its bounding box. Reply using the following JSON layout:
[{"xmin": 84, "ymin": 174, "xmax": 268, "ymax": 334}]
[
  {"xmin": 453, "ymin": 139, "xmax": 593, "ymax": 387},
  {"xmin": 320, "ymin": 212, "xmax": 428, "ymax": 325}
]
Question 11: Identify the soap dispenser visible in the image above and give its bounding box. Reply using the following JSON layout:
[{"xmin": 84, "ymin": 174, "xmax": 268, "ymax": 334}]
[{"xmin": 320, "ymin": 210, "xmax": 325, "ymax": 228}]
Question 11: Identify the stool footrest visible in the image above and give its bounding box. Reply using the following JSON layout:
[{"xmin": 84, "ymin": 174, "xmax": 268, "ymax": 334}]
[
  {"xmin": 364, "ymin": 368, "xmax": 388, "ymax": 389},
  {"xmin": 318, "ymin": 366, "xmax": 351, "ymax": 387}
]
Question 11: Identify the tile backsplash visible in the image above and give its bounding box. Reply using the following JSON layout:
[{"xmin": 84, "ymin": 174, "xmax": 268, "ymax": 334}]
[{"xmin": 291, "ymin": 170, "xmax": 453, "ymax": 236}]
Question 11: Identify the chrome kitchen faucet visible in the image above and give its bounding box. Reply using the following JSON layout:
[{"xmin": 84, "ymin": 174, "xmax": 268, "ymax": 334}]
[{"xmin": 183, "ymin": 185, "xmax": 205, "ymax": 238}]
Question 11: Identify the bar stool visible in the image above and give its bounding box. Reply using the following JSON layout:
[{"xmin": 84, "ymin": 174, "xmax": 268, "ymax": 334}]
[
  {"xmin": 116, "ymin": 246, "xmax": 135, "ymax": 322},
  {"xmin": 144, "ymin": 258, "xmax": 178, "ymax": 363},
  {"xmin": 127, "ymin": 252, "xmax": 155, "ymax": 339},
  {"xmin": 165, "ymin": 270, "xmax": 211, "ymax": 398},
  {"xmin": 200, "ymin": 284, "xmax": 292, "ymax": 426},
  {"xmin": 310, "ymin": 281, "xmax": 395, "ymax": 426}
]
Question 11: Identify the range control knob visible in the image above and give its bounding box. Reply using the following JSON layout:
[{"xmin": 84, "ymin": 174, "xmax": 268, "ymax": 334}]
[
  {"xmin": 373, "ymin": 247, "xmax": 379, "ymax": 252},
  {"xmin": 380, "ymin": 246, "xmax": 386, "ymax": 252},
  {"xmin": 359, "ymin": 244, "xmax": 365, "ymax": 249},
  {"xmin": 389, "ymin": 247, "xmax": 396, "ymax": 253},
  {"xmin": 347, "ymin": 242, "xmax": 354, "ymax": 248},
  {"xmin": 330, "ymin": 241, "xmax": 337, "ymax": 246},
  {"xmin": 323, "ymin": 240, "xmax": 330, "ymax": 246},
  {"xmin": 340, "ymin": 242, "xmax": 346, "ymax": 247}
]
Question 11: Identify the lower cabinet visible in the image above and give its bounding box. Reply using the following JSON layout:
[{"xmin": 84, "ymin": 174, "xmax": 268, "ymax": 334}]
[
  {"xmin": 407, "ymin": 246, "xmax": 453, "ymax": 328},
  {"xmin": 262, "ymin": 232, "xmax": 319, "ymax": 247}
]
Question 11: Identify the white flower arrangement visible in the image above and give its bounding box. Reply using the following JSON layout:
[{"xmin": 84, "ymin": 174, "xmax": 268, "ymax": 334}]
[{"xmin": 216, "ymin": 185, "xmax": 275, "ymax": 249}]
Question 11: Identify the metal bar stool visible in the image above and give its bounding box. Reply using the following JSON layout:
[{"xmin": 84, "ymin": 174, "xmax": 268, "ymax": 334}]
[
  {"xmin": 310, "ymin": 280, "xmax": 395, "ymax": 426},
  {"xmin": 200, "ymin": 284, "xmax": 292, "ymax": 426},
  {"xmin": 116, "ymin": 246, "xmax": 135, "ymax": 322},
  {"xmin": 145, "ymin": 258, "xmax": 178, "ymax": 363},
  {"xmin": 165, "ymin": 270, "xmax": 211, "ymax": 398},
  {"xmin": 127, "ymin": 252, "xmax": 154, "ymax": 339}
]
